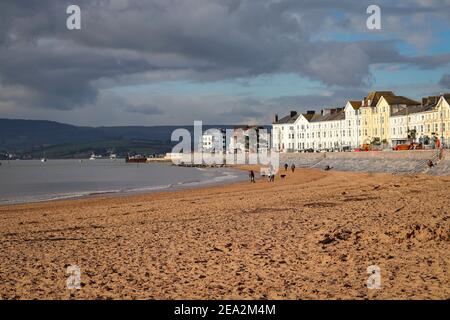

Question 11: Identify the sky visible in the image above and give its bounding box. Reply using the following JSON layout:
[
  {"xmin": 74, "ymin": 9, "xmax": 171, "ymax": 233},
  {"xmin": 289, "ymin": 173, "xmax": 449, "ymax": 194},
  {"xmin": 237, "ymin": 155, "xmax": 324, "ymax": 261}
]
[{"xmin": 0, "ymin": 0, "xmax": 449, "ymax": 126}]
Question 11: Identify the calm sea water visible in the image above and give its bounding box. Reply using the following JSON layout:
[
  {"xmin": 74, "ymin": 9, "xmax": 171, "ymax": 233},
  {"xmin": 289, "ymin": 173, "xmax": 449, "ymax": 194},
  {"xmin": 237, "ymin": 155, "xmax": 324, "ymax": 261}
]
[{"xmin": 0, "ymin": 159, "xmax": 247, "ymax": 205}]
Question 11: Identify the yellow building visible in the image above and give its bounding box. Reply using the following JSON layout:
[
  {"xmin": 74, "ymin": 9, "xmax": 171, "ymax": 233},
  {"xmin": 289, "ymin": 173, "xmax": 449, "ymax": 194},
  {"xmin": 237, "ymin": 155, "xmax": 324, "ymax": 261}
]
[
  {"xmin": 375, "ymin": 94, "xmax": 420, "ymax": 146},
  {"xmin": 419, "ymin": 96, "xmax": 441, "ymax": 144},
  {"xmin": 273, "ymin": 92, "xmax": 450, "ymax": 152},
  {"xmin": 358, "ymin": 91, "xmax": 420, "ymax": 147},
  {"xmin": 360, "ymin": 91, "xmax": 394, "ymax": 145},
  {"xmin": 435, "ymin": 94, "xmax": 450, "ymax": 146}
]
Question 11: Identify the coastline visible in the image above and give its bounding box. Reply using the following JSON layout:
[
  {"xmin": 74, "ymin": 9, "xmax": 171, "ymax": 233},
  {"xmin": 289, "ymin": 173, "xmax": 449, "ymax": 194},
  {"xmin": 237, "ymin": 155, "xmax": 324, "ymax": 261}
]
[
  {"xmin": 0, "ymin": 165, "xmax": 256, "ymax": 210},
  {"xmin": 0, "ymin": 168, "xmax": 449, "ymax": 299},
  {"xmin": 0, "ymin": 162, "xmax": 248, "ymax": 206}
]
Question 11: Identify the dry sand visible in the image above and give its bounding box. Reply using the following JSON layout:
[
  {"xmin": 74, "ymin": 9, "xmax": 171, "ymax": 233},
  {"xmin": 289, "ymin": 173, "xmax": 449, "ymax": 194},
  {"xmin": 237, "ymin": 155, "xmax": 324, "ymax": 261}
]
[{"xmin": 0, "ymin": 168, "xmax": 449, "ymax": 299}]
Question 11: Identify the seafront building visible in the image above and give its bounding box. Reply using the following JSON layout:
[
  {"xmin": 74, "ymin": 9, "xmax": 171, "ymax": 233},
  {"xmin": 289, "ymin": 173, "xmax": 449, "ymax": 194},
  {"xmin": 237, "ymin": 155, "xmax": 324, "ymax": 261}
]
[
  {"xmin": 202, "ymin": 125, "xmax": 268, "ymax": 154},
  {"xmin": 272, "ymin": 92, "xmax": 450, "ymax": 152},
  {"xmin": 202, "ymin": 128, "xmax": 227, "ymax": 153}
]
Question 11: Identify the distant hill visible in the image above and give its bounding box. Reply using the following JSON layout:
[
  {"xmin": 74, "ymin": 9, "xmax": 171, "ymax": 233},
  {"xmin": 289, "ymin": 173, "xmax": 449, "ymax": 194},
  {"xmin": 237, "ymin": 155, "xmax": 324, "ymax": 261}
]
[{"xmin": 0, "ymin": 119, "xmax": 267, "ymax": 159}]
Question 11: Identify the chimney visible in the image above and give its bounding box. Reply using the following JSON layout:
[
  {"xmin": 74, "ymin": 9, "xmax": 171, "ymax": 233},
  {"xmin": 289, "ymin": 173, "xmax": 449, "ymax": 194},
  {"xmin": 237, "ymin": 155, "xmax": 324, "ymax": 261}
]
[
  {"xmin": 274, "ymin": 114, "xmax": 278, "ymax": 122},
  {"xmin": 306, "ymin": 110, "xmax": 315, "ymax": 115},
  {"xmin": 290, "ymin": 110, "xmax": 297, "ymax": 118}
]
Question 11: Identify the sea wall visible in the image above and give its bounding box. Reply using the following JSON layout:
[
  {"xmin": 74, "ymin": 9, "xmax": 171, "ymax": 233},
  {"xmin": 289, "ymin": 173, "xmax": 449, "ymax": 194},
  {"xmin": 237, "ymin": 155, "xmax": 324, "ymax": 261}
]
[
  {"xmin": 429, "ymin": 158, "xmax": 450, "ymax": 176},
  {"xmin": 280, "ymin": 150, "xmax": 450, "ymax": 175},
  {"xmin": 279, "ymin": 153, "xmax": 325, "ymax": 168}
]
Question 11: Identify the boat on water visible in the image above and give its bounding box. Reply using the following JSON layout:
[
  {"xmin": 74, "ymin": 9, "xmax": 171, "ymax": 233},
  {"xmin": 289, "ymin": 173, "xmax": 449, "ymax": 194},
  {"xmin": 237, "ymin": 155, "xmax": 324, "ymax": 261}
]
[
  {"xmin": 109, "ymin": 153, "xmax": 117, "ymax": 160},
  {"xmin": 41, "ymin": 152, "xmax": 47, "ymax": 162},
  {"xmin": 89, "ymin": 153, "xmax": 103, "ymax": 160},
  {"xmin": 125, "ymin": 155, "xmax": 147, "ymax": 163}
]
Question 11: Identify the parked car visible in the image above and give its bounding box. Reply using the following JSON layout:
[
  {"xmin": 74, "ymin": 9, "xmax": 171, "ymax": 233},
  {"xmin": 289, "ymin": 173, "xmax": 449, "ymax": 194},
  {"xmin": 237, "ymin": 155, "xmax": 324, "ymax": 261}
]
[
  {"xmin": 393, "ymin": 144, "xmax": 410, "ymax": 151},
  {"xmin": 355, "ymin": 144, "xmax": 371, "ymax": 152},
  {"xmin": 393, "ymin": 143, "xmax": 423, "ymax": 150},
  {"xmin": 410, "ymin": 142, "xmax": 423, "ymax": 150}
]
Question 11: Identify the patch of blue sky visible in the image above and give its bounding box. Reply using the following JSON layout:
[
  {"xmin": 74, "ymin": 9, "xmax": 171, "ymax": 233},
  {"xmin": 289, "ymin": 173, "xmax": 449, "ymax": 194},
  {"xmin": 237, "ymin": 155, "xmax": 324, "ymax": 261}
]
[{"xmin": 113, "ymin": 73, "xmax": 323, "ymax": 98}]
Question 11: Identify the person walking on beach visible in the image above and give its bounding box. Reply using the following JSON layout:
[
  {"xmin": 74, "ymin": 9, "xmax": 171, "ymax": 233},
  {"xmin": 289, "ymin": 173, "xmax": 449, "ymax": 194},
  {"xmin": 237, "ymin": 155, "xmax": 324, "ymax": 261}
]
[
  {"xmin": 284, "ymin": 163, "xmax": 288, "ymax": 171},
  {"xmin": 291, "ymin": 163, "xmax": 295, "ymax": 173},
  {"xmin": 266, "ymin": 168, "xmax": 273, "ymax": 182},
  {"xmin": 249, "ymin": 170, "xmax": 255, "ymax": 183}
]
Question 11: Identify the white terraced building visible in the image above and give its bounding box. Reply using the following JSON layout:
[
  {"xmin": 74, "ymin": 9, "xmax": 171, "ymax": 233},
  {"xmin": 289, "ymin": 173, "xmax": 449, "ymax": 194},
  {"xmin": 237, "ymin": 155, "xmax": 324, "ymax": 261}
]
[
  {"xmin": 272, "ymin": 92, "xmax": 450, "ymax": 153},
  {"xmin": 272, "ymin": 107, "xmax": 357, "ymax": 152}
]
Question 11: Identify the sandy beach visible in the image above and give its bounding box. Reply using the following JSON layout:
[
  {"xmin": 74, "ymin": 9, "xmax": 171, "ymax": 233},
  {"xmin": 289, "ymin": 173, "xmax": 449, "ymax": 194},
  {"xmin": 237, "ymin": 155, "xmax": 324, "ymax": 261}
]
[{"xmin": 0, "ymin": 167, "xmax": 449, "ymax": 300}]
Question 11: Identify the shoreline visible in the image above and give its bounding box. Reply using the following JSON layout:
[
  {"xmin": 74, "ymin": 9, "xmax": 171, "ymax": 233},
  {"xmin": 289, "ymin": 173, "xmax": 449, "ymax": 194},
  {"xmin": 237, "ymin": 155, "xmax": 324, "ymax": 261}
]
[
  {"xmin": 0, "ymin": 167, "xmax": 449, "ymax": 299},
  {"xmin": 0, "ymin": 163, "xmax": 249, "ymax": 207},
  {"xmin": 0, "ymin": 165, "xmax": 256, "ymax": 210}
]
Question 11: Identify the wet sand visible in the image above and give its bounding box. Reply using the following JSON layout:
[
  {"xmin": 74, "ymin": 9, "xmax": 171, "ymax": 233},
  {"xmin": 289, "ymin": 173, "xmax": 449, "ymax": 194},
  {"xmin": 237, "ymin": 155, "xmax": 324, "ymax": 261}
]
[{"xmin": 0, "ymin": 168, "xmax": 449, "ymax": 299}]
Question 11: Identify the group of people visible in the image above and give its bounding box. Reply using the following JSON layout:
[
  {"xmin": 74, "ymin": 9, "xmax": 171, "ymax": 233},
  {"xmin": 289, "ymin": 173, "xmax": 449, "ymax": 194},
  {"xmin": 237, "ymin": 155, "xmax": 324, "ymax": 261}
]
[
  {"xmin": 248, "ymin": 168, "xmax": 275, "ymax": 183},
  {"xmin": 284, "ymin": 163, "xmax": 296, "ymax": 173},
  {"xmin": 248, "ymin": 162, "xmax": 296, "ymax": 183}
]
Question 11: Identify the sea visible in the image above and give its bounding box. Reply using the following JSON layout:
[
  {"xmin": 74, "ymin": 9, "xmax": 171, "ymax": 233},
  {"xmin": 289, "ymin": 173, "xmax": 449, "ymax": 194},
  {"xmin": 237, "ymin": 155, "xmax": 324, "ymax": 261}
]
[{"xmin": 0, "ymin": 159, "xmax": 247, "ymax": 205}]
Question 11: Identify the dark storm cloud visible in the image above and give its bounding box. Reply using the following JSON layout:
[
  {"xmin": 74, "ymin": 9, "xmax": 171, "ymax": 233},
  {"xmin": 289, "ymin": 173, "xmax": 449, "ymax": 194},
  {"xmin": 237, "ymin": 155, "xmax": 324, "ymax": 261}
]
[
  {"xmin": 0, "ymin": 0, "xmax": 449, "ymax": 114},
  {"xmin": 439, "ymin": 74, "xmax": 450, "ymax": 89},
  {"xmin": 0, "ymin": 43, "xmax": 159, "ymax": 109},
  {"xmin": 269, "ymin": 88, "xmax": 369, "ymax": 110}
]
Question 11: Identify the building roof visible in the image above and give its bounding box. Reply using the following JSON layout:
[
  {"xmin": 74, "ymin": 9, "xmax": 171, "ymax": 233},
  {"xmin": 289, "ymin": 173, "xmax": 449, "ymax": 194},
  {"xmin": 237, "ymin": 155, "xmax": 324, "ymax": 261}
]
[
  {"xmin": 363, "ymin": 91, "xmax": 395, "ymax": 108},
  {"xmin": 421, "ymin": 95, "xmax": 441, "ymax": 107},
  {"xmin": 442, "ymin": 93, "xmax": 450, "ymax": 104},
  {"xmin": 233, "ymin": 125, "xmax": 264, "ymax": 130},
  {"xmin": 302, "ymin": 113, "xmax": 316, "ymax": 121},
  {"xmin": 391, "ymin": 93, "xmax": 450, "ymax": 117},
  {"xmin": 348, "ymin": 101, "xmax": 362, "ymax": 110},
  {"xmin": 391, "ymin": 104, "xmax": 435, "ymax": 117},
  {"xmin": 274, "ymin": 108, "xmax": 345, "ymax": 124},
  {"xmin": 272, "ymin": 113, "xmax": 299, "ymax": 124},
  {"xmin": 382, "ymin": 95, "xmax": 420, "ymax": 106},
  {"xmin": 310, "ymin": 110, "xmax": 345, "ymax": 123}
]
